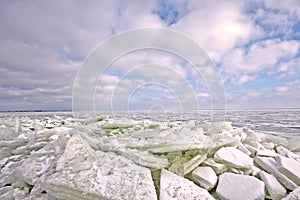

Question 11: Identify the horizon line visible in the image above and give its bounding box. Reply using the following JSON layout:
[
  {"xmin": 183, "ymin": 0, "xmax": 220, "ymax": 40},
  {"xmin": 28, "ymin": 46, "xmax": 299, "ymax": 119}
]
[{"xmin": 1, "ymin": 107, "xmax": 300, "ymax": 113}]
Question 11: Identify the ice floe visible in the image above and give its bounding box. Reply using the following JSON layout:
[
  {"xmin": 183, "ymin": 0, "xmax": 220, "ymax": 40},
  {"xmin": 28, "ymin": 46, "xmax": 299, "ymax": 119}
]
[
  {"xmin": 216, "ymin": 172, "xmax": 265, "ymax": 200},
  {"xmin": 214, "ymin": 146, "xmax": 253, "ymax": 169},
  {"xmin": 276, "ymin": 155, "xmax": 300, "ymax": 185},
  {"xmin": 160, "ymin": 169, "xmax": 215, "ymax": 200},
  {"xmin": 192, "ymin": 166, "xmax": 218, "ymax": 190},
  {"xmin": 259, "ymin": 171, "xmax": 286, "ymax": 200}
]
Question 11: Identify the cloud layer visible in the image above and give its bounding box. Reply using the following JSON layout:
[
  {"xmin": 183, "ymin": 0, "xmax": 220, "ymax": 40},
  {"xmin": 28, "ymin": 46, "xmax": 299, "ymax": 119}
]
[{"xmin": 0, "ymin": 0, "xmax": 299, "ymax": 111}]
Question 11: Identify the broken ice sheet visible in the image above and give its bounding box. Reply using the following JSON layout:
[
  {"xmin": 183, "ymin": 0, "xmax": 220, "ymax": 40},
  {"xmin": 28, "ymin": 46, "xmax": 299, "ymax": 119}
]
[
  {"xmin": 0, "ymin": 186, "xmax": 14, "ymax": 199},
  {"xmin": 1, "ymin": 111, "xmax": 300, "ymax": 199},
  {"xmin": 160, "ymin": 169, "xmax": 215, "ymax": 200},
  {"xmin": 120, "ymin": 148, "xmax": 169, "ymax": 169},
  {"xmin": 216, "ymin": 172, "xmax": 265, "ymax": 200},
  {"xmin": 168, "ymin": 153, "xmax": 207, "ymax": 176},
  {"xmin": 46, "ymin": 135, "xmax": 157, "ymax": 200},
  {"xmin": 0, "ymin": 127, "xmax": 17, "ymax": 141},
  {"xmin": 138, "ymin": 129, "xmax": 213, "ymax": 153},
  {"xmin": 16, "ymin": 154, "xmax": 56, "ymax": 185}
]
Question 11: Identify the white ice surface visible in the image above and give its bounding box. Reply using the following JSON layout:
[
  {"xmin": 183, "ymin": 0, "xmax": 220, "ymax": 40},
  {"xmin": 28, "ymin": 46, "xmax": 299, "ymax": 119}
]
[{"xmin": 216, "ymin": 172, "xmax": 265, "ymax": 200}]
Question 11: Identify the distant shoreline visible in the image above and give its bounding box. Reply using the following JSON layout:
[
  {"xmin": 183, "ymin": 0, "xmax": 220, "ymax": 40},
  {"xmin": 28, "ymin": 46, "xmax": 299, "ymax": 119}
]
[
  {"xmin": 1, "ymin": 108, "xmax": 300, "ymax": 113},
  {"xmin": 0, "ymin": 110, "xmax": 72, "ymax": 113}
]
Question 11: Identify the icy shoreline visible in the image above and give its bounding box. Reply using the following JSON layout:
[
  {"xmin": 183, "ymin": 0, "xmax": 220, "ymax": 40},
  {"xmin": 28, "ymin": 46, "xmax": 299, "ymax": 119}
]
[{"xmin": 0, "ymin": 114, "xmax": 300, "ymax": 199}]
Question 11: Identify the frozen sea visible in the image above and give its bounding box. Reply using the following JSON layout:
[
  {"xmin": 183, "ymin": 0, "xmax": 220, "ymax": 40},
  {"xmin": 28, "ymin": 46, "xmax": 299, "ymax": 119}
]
[
  {"xmin": 1, "ymin": 109, "xmax": 299, "ymax": 139},
  {"xmin": 1, "ymin": 109, "xmax": 300, "ymax": 199}
]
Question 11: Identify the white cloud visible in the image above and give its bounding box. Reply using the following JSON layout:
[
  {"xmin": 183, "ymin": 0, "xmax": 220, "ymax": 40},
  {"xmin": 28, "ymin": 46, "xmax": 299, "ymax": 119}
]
[
  {"xmin": 197, "ymin": 93, "xmax": 209, "ymax": 97},
  {"xmin": 252, "ymin": 8, "xmax": 295, "ymax": 38},
  {"xmin": 263, "ymin": 0, "xmax": 300, "ymax": 15},
  {"xmin": 275, "ymin": 86, "xmax": 289, "ymax": 92},
  {"xmin": 237, "ymin": 75, "xmax": 256, "ymax": 85},
  {"xmin": 0, "ymin": 1, "xmax": 124, "ymax": 60},
  {"xmin": 172, "ymin": 0, "xmax": 261, "ymax": 61},
  {"xmin": 100, "ymin": 74, "xmax": 120, "ymax": 85},
  {"xmin": 287, "ymin": 80, "xmax": 300, "ymax": 88},
  {"xmin": 222, "ymin": 39, "xmax": 300, "ymax": 75},
  {"xmin": 112, "ymin": 1, "xmax": 165, "ymax": 30},
  {"xmin": 0, "ymin": 0, "xmax": 125, "ymax": 110},
  {"xmin": 276, "ymin": 58, "xmax": 300, "ymax": 77},
  {"xmin": 108, "ymin": 50, "xmax": 188, "ymax": 79},
  {"xmin": 95, "ymin": 63, "xmax": 200, "ymax": 110},
  {"xmin": 226, "ymin": 76, "xmax": 300, "ymax": 110},
  {"xmin": 226, "ymin": 87, "xmax": 300, "ymax": 109}
]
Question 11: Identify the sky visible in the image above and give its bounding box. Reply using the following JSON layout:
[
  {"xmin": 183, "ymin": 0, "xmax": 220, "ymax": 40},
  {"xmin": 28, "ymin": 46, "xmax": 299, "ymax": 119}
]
[{"xmin": 0, "ymin": 0, "xmax": 300, "ymax": 111}]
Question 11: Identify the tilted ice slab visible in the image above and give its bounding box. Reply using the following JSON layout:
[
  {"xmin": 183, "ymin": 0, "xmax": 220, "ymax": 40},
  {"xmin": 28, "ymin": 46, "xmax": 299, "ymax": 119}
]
[
  {"xmin": 214, "ymin": 147, "xmax": 253, "ymax": 169},
  {"xmin": 75, "ymin": 129, "xmax": 169, "ymax": 169},
  {"xmin": 202, "ymin": 158, "xmax": 228, "ymax": 174},
  {"xmin": 283, "ymin": 187, "xmax": 300, "ymax": 200},
  {"xmin": 192, "ymin": 166, "xmax": 218, "ymax": 190},
  {"xmin": 276, "ymin": 146, "xmax": 300, "ymax": 162},
  {"xmin": 160, "ymin": 169, "xmax": 215, "ymax": 200},
  {"xmin": 216, "ymin": 172, "xmax": 265, "ymax": 200},
  {"xmin": 208, "ymin": 135, "xmax": 240, "ymax": 156},
  {"xmin": 168, "ymin": 154, "xmax": 207, "ymax": 176},
  {"xmin": 46, "ymin": 135, "xmax": 157, "ymax": 200},
  {"xmin": 120, "ymin": 148, "xmax": 169, "ymax": 169},
  {"xmin": 0, "ymin": 186, "xmax": 14, "ymax": 200},
  {"xmin": 16, "ymin": 154, "xmax": 56, "ymax": 186},
  {"xmin": 254, "ymin": 156, "xmax": 298, "ymax": 190},
  {"xmin": 259, "ymin": 171, "xmax": 286, "ymax": 200},
  {"xmin": 287, "ymin": 136, "xmax": 300, "ymax": 152},
  {"xmin": 256, "ymin": 149, "xmax": 278, "ymax": 157},
  {"xmin": 133, "ymin": 128, "xmax": 214, "ymax": 153},
  {"xmin": 237, "ymin": 141, "xmax": 252, "ymax": 156},
  {"xmin": 276, "ymin": 155, "xmax": 300, "ymax": 185}
]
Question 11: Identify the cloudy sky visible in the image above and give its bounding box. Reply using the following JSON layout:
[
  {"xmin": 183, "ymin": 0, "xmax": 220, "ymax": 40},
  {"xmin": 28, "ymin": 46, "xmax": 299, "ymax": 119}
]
[{"xmin": 0, "ymin": 0, "xmax": 300, "ymax": 111}]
